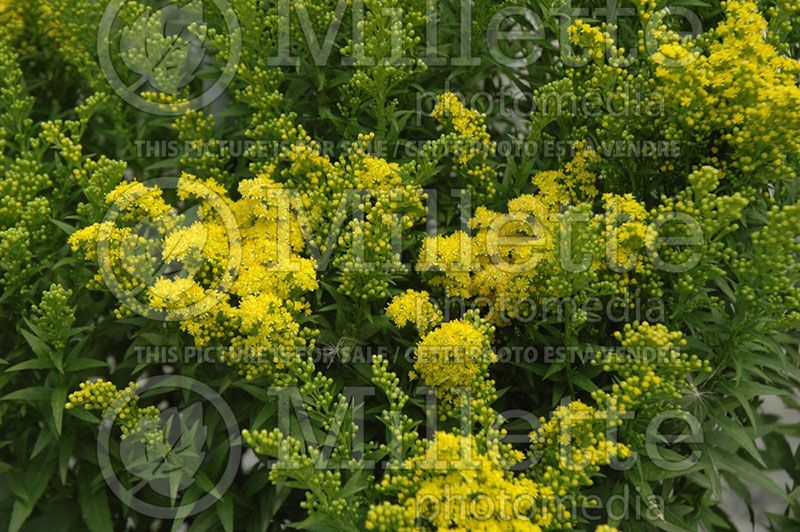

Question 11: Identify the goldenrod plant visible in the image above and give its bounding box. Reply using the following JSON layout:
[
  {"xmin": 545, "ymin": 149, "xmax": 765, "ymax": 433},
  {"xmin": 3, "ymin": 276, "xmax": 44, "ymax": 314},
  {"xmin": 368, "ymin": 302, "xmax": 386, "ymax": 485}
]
[{"xmin": 1, "ymin": 0, "xmax": 800, "ymax": 530}]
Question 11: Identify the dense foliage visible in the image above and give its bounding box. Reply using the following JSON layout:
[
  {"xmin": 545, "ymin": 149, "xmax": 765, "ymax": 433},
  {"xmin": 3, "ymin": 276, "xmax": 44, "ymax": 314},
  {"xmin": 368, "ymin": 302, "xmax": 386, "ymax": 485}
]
[{"xmin": 1, "ymin": 0, "xmax": 799, "ymax": 530}]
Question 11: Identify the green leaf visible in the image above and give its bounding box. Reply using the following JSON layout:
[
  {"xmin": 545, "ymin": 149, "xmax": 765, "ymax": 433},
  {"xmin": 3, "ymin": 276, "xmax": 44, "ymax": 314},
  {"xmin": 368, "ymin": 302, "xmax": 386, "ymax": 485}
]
[
  {"xmin": 58, "ymin": 433, "xmax": 76, "ymax": 485},
  {"xmin": 215, "ymin": 492, "xmax": 234, "ymax": 532},
  {"xmin": 49, "ymin": 218, "xmax": 75, "ymax": 235},
  {"xmin": 8, "ymin": 456, "xmax": 55, "ymax": 532},
  {"xmin": 711, "ymin": 447, "xmax": 788, "ymax": 501},
  {"xmin": 78, "ymin": 468, "xmax": 114, "ymax": 532},
  {"xmin": 51, "ymin": 386, "xmax": 68, "ymax": 436},
  {"xmin": 339, "ymin": 468, "xmax": 369, "ymax": 499},
  {"xmin": 1, "ymin": 386, "xmax": 51, "ymax": 402},
  {"xmin": 6, "ymin": 358, "xmax": 53, "ymax": 372},
  {"xmin": 65, "ymin": 358, "xmax": 109, "ymax": 372},
  {"xmin": 9, "ymin": 500, "xmax": 33, "ymax": 532},
  {"xmin": 572, "ymin": 372, "xmax": 598, "ymax": 393},
  {"xmin": 30, "ymin": 429, "xmax": 53, "ymax": 459},
  {"xmin": 712, "ymin": 414, "xmax": 766, "ymax": 468},
  {"xmin": 19, "ymin": 329, "xmax": 51, "ymax": 361}
]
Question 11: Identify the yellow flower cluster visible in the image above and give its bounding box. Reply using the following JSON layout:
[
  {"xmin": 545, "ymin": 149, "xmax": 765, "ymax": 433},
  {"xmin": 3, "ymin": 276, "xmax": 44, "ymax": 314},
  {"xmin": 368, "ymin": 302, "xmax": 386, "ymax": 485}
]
[
  {"xmin": 739, "ymin": 199, "xmax": 800, "ymax": 329},
  {"xmin": 388, "ymin": 302, "xmax": 496, "ymax": 411},
  {"xmin": 418, "ymin": 199, "xmax": 553, "ymax": 323},
  {"xmin": 532, "ymin": 142, "xmax": 600, "ymax": 210},
  {"xmin": 37, "ymin": 0, "xmax": 101, "ymax": 80},
  {"xmin": 602, "ymin": 193, "xmax": 655, "ymax": 274},
  {"xmin": 385, "ymin": 289, "xmax": 443, "ymax": 334},
  {"xmin": 418, "ymin": 147, "xmax": 658, "ymax": 324},
  {"xmin": 32, "ymin": 283, "xmax": 75, "ymax": 352},
  {"xmin": 530, "ymin": 400, "xmax": 632, "ymax": 529},
  {"xmin": 368, "ymin": 316, "xmax": 703, "ymax": 530},
  {"xmin": 567, "ymin": 20, "xmax": 617, "ymax": 65},
  {"xmin": 0, "ymin": 0, "xmax": 25, "ymax": 47},
  {"xmin": 242, "ymin": 426, "xmax": 353, "ymax": 520},
  {"xmin": 592, "ymin": 322, "xmax": 710, "ymax": 422},
  {"xmin": 280, "ymin": 133, "xmax": 426, "ymax": 300},
  {"xmin": 428, "ymin": 92, "xmax": 498, "ymax": 199},
  {"xmin": 651, "ymin": 166, "xmax": 749, "ymax": 308},
  {"xmin": 366, "ymin": 431, "xmax": 547, "ymax": 531},
  {"xmin": 412, "ymin": 317, "xmax": 496, "ymax": 403},
  {"xmin": 431, "ymin": 93, "xmax": 494, "ymax": 161},
  {"xmin": 65, "ymin": 379, "xmax": 161, "ymax": 442},
  {"xmin": 532, "ymin": 1, "xmax": 800, "ymax": 190},
  {"xmin": 69, "ymin": 173, "xmax": 319, "ymax": 383},
  {"xmin": 653, "ymin": 0, "xmax": 800, "ymax": 184}
]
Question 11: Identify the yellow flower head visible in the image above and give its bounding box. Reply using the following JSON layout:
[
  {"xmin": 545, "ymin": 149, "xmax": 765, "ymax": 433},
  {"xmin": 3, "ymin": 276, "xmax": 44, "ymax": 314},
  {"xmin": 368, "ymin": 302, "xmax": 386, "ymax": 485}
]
[
  {"xmin": 386, "ymin": 289, "xmax": 442, "ymax": 334},
  {"xmin": 367, "ymin": 431, "xmax": 544, "ymax": 531},
  {"xmin": 414, "ymin": 319, "xmax": 494, "ymax": 392}
]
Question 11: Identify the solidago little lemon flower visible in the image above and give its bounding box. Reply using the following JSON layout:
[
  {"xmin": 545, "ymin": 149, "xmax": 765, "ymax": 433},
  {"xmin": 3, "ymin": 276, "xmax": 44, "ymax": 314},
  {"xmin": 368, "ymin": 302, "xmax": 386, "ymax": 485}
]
[
  {"xmin": 413, "ymin": 316, "xmax": 495, "ymax": 403},
  {"xmin": 386, "ymin": 289, "xmax": 442, "ymax": 334},
  {"xmin": 428, "ymin": 92, "xmax": 497, "ymax": 199},
  {"xmin": 367, "ymin": 431, "xmax": 546, "ymax": 531},
  {"xmin": 70, "ymin": 173, "xmax": 319, "ymax": 383},
  {"xmin": 66, "ymin": 379, "xmax": 161, "ymax": 441}
]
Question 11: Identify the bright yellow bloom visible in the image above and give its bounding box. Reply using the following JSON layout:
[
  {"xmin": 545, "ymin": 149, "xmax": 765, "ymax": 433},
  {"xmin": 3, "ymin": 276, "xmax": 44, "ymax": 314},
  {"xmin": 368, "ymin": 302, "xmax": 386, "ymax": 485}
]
[
  {"xmin": 414, "ymin": 319, "xmax": 494, "ymax": 394},
  {"xmin": 386, "ymin": 289, "xmax": 443, "ymax": 334},
  {"xmin": 367, "ymin": 431, "xmax": 546, "ymax": 531}
]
